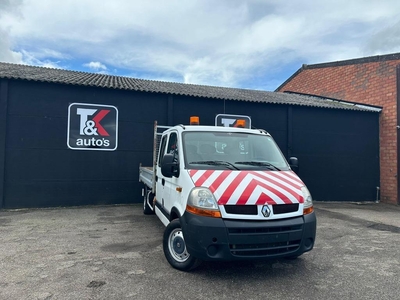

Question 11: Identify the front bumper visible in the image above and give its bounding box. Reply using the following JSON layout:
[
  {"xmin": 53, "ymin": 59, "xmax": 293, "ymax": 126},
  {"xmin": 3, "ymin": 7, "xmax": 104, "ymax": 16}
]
[{"xmin": 180, "ymin": 211, "xmax": 316, "ymax": 261}]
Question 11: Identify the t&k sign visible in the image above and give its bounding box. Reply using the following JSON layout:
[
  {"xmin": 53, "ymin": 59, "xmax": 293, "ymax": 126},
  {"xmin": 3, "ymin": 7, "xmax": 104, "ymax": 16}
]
[{"xmin": 67, "ymin": 103, "xmax": 118, "ymax": 151}]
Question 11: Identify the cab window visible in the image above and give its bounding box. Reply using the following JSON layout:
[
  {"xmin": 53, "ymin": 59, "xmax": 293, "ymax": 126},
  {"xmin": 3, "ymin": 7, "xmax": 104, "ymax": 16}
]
[
  {"xmin": 158, "ymin": 135, "xmax": 168, "ymax": 167},
  {"xmin": 167, "ymin": 132, "xmax": 179, "ymax": 163}
]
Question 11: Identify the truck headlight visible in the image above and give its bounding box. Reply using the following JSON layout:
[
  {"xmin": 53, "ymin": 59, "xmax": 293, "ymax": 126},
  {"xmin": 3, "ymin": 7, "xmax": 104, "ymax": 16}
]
[
  {"xmin": 186, "ymin": 187, "xmax": 221, "ymax": 218},
  {"xmin": 301, "ymin": 186, "xmax": 314, "ymax": 215}
]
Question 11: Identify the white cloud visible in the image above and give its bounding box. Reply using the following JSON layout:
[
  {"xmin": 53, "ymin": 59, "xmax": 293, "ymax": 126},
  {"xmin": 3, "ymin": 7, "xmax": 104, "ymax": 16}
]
[
  {"xmin": 18, "ymin": 50, "xmax": 64, "ymax": 69},
  {"xmin": 365, "ymin": 20, "xmax": 400, "ymax": 54},
  {"xmin": 0, "ymin": 27, "xmax": 23, "ymax": 63},
  {"xmin": 83, "ymin": 61, "xmax": 107, "ymax": 71},
  {"xmin": 0, "ymin": 0, "xmax": 23, "ymax": 63},
  {"xmin": 2, "ymin": 0, "xmax": 400, "ymax": 89}
]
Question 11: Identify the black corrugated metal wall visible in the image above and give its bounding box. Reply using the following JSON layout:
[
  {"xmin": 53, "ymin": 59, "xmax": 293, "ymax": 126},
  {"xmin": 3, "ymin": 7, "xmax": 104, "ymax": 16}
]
[{"xmin": 0, "ymin": 78, "xmax": 380, "ymax": 208}]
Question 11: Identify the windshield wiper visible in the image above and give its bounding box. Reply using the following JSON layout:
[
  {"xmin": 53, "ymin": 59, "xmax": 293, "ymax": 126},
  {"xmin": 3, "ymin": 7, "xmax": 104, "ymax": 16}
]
[
  {"xmin": 234, "ymin": 161, "xmax": 281, "ymax": 171},
  {"xmin": 189, "ymin": 160, "xmax": 240, "ymax": 170}
]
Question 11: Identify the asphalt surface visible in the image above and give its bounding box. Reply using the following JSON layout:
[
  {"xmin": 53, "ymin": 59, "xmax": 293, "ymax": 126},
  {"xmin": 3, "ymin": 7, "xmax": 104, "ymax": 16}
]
[{"xmin": 0, "ymin": 201, "xmax": 399, "ymax": 300}]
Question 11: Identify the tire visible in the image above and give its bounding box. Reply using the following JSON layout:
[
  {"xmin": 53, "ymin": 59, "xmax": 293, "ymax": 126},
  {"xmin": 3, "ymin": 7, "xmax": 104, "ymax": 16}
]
[
  {"xmin": 143, "ymin": 187, "xmax": 154, "ymax": 215},
  {"xmin": 163, "ymin": 219, "xmax": 201, "ymax": 271}
]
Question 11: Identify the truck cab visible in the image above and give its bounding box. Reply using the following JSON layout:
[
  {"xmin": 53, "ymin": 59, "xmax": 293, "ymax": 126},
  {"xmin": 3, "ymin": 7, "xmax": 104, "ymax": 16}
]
[{"xmin": 140, "ymin": 116, "xmax": 316, "ymax": 271}]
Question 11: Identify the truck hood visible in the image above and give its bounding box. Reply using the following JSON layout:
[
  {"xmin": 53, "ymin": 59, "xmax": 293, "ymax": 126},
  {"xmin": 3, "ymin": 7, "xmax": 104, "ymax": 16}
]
[{"xmin": 188, "ymin": 170, "xmax": 305, "ymax": 205}]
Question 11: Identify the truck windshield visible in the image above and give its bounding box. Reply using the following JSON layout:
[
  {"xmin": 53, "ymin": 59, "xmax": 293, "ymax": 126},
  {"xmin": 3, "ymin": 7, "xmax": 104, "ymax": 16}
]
[{"xmin": 182, "ymin": 131, "xmax": 290, "ymax": 171}]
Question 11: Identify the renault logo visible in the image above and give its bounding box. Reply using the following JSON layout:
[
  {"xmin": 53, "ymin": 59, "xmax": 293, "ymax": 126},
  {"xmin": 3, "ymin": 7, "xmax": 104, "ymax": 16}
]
[{"xmin": 261, "ymin": 205, "xmax": 271, "ymax": 217}]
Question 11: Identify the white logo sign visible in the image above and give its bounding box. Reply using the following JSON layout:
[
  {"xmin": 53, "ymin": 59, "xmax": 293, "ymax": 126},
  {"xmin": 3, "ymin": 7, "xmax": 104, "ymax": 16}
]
[{"xmin": 67, "ymin": 103, "xmax": 118, "ymax": 151}]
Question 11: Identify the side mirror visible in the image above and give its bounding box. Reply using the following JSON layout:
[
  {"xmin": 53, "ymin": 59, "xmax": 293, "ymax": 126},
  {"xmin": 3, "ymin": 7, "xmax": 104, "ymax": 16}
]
[
  {"xmin": 161, "ymin": 153, "xmax": 179, "ymax": 178},
  {"xmin": 289, "ymin": 157, "xmax": 299, "ymax": 174}
]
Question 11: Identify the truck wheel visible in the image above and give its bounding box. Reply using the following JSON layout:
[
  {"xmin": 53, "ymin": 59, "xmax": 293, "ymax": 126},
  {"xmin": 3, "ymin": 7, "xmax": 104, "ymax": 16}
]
[
  {"xmin": 143, "ymin": 187, "xmax": 154, "ymax": 215},
  {"xmin": 163, "ymin": 219, "xmax": 201, "ymax": 271}
]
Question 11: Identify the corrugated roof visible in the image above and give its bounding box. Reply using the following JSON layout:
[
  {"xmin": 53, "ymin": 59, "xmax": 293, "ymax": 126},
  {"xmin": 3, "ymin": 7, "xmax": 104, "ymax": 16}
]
[{"xmin": 0, "ymin": 62, "xmax": 381, "ymax": 113}]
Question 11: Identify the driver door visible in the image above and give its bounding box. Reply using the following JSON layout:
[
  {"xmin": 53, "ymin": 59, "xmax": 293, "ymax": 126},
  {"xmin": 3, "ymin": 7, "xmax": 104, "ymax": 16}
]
[{"xmin": 156, "ymin": 131, "xmax": 180, "ymax": 219}]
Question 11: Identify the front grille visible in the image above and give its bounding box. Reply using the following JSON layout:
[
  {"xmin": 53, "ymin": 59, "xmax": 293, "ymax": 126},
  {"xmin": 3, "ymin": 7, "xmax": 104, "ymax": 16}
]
[
  {"xmin": 230, "ymin": 240, "xmax": 301, "ymax": 256},
  {"xmin": 224, "ymin": 204, "xmax": 299, "ymax": 216},
  {"xmin": 228, "ymin": 224, "xmax": 301, "ymax": 234},
  {"xmin": 226, "ymin": 219, "xmax": 303, "ymax": 258},
  {"xmin": 273, "ymin": 204, "xmax": 299, "ymax": 214},
  {"xmin": 224, "ymin": 205, "xmax": 257, "ymax": 215}
]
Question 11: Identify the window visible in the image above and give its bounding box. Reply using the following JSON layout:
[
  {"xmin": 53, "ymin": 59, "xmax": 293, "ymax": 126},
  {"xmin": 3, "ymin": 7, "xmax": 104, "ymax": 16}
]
[
  {"xmin": 167, "ymin": 132, "xmax": 179, "ymax": 163},
  {"xmin": 157, "ymin": 135, "xmax": 168, "ymax": 167},
  {"xmin": 182, "ymin": 131, "xmax": 289, "ymax": 170}
]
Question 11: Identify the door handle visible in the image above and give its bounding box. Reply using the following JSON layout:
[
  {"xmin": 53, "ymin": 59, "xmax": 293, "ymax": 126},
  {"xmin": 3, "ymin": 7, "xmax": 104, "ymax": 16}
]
[{"xmin": 162, "ymin": 178, "xmax": 165, "ymax": 186}]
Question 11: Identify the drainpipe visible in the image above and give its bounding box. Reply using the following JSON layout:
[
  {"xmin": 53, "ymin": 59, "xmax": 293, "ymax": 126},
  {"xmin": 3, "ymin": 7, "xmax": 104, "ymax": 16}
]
[{"xmin": 397, "ymin": 66, "xmax": 400, "ymax": 204}]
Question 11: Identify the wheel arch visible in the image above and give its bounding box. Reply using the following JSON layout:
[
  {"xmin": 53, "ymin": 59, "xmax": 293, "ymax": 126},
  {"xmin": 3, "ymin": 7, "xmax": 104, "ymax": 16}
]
[{"xmin": 169, "ymin": 207, "xmax": 181, "ymax": 221}]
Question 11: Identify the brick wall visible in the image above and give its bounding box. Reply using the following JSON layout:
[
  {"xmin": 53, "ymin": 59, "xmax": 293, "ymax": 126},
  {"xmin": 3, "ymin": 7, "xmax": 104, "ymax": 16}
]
[{"xmin": 277, "ymin": 59, "xmax": 399, "ymax": 204}]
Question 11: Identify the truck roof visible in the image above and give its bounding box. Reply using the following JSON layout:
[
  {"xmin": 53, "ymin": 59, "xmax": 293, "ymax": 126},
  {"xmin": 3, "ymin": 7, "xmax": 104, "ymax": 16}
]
[{"xmin": 165, "ymin": 125, "xmax": 270, "ymax": 136}]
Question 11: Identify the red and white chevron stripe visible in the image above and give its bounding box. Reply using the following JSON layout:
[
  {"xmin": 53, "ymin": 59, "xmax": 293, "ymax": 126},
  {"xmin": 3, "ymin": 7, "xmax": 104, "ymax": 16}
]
[{"xmin": 188, "ymin": 170, "xmax": 304, "ymax": 205}]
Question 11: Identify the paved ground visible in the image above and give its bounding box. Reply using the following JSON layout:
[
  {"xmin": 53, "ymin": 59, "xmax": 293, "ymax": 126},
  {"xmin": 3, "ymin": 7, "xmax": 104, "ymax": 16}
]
[{"xmin": 0, "ymin": 201, "xmax": 399, "ymax": 300}]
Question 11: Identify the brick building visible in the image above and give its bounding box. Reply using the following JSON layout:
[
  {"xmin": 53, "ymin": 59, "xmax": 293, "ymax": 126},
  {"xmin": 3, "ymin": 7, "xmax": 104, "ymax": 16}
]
[{"xmin": 276, "ymin": 53, "xmax": 400, "ymax": 205}]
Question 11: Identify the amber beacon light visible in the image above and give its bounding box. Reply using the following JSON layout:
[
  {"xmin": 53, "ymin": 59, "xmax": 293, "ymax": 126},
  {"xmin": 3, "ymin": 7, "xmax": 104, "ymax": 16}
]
[
  {"xmin": 190, "ymin": 116, "xmax": 200, "ymax": 125},
  {"xmin": 235, "ymin": 119, "xmax": 246, "ymax": 128}
]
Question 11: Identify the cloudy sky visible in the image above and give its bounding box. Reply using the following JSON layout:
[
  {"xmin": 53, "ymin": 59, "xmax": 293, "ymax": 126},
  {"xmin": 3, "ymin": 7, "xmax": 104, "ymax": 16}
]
[{"xmin": 1, "ymin": 0, "xmax": 400, "ymax": 91}]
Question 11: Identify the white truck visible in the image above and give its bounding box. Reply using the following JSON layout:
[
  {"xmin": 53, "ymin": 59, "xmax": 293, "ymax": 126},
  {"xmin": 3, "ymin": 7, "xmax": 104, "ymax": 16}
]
[{"xmin": 139, "ymin": 115, "xmax": 316, "ymax": 271}]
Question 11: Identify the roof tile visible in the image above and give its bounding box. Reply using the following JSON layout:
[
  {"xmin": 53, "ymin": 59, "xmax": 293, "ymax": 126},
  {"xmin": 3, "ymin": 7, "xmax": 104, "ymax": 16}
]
[{"xmin": 0, "ymin": 62, "xmax": 381, "ymax": 112}]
